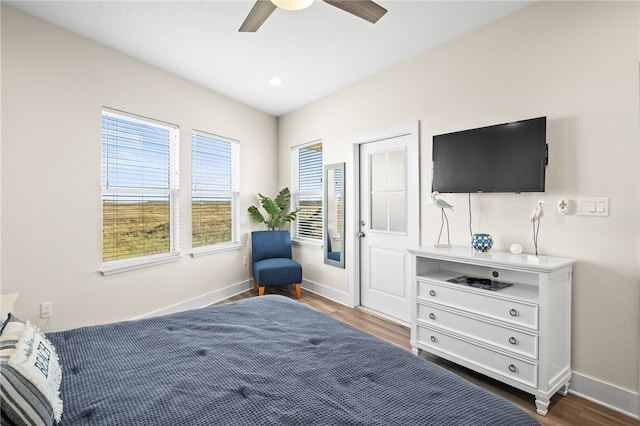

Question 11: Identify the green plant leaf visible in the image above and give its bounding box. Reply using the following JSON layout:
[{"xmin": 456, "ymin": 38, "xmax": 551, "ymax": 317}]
[
  {"xmin": 282, "ymin": 208, "xmax": 300, "ymax": 223},
  {"xmin": 247, "ymin": 205, "xmax": 265, "ymax": 224},
  {"xmin": 267, "ymin": 217, "xmax": 283, "ymax": 230},
  {"xmin": 275, "ymin": 187, "xmax": 291, "ymax": 210},
  {"xmin": 260, "ymin": 194, "xmax": 282, "ymax": 216}
]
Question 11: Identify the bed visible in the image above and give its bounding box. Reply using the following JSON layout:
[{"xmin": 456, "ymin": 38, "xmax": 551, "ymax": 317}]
[{"xmin": 4, "ymin": 295, "xmax": 539, "ymax": 425}]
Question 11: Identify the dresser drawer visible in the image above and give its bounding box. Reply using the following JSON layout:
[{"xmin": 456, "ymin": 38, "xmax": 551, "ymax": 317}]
[
  {"xmin": 416, "ymin": 325, "xmax": 538, "ymax": 388},
  {"xmin": 417, "ymin": 302, "xmax": 538, "ymax": 359},
  {"xmin": 417, "ymin": 280, "xmax": 538, "ymax": 330}
]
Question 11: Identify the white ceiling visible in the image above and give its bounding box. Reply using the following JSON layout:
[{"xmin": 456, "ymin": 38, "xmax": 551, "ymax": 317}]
[{"xmin": 7, "ymin": 0, "xmax": 534, "ymax": 117}]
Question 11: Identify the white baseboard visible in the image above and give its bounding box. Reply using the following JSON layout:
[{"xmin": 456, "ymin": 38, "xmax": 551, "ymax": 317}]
[
  {"xmin": 134, "ymin": 279, "xmax": 252, "ymax": 320},
  {"xmin": 137, "ymin": 278, "xmax": 344, "ymax": 320},
  {"xmin": 570, "ymin": 372, "xmax": 639, "ymax": 420},
  {"xmin": 301, "ymin": 278, "xmax": 351, "ymax": 306}
]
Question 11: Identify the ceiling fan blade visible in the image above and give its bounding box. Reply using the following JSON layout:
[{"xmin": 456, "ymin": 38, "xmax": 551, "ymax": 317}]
[
  {"xmin": 239, "ymin": 0, "xmax": 278, "ymax": 32},
  {"xmin": 323, "ymin": 0, "xmax": 387, "ymax": 24}
]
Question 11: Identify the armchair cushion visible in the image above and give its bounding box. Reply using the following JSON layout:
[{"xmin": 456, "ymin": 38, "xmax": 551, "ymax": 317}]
[{"xmin": 253, "ymin": 258, "xmax": 302, "ymax": 287}]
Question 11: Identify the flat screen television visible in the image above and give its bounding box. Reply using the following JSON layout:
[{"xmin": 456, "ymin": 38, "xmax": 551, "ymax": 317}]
[{"xmin": 432, "ymin": 116, "xmax": 547, "ymax": 193}]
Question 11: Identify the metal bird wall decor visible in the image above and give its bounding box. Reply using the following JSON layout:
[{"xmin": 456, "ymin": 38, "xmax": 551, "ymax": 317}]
[
  {"xmin": 530, "ymin": 199, "xmax": 545, "ymax": 257},
  {"xmin": 430, "ymin": 191, "xmax": 453, "ymax": 248}
]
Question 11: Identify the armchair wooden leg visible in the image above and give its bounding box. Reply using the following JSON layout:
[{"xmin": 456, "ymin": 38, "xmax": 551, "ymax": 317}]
[
  {"xmin": 294, "ymin": 283, "xmax": 301, "ymax": 299},
  {"xmin": 259, "ymin": 286, "xmax": 265, "ymax": 296}
]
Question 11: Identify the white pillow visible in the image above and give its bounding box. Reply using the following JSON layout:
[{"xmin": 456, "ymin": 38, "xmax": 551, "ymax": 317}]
[{"xmin": 5, "ymin": 322, "xmax": 63, "ymax": 423}]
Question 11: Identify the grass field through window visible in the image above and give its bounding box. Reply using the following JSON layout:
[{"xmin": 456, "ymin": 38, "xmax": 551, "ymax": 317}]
[
  {"xmin": 103, "ymin": 200, "xmax": 231, "ymax": 262},
  {"xmin": 192, "ymin": 200, "xmax": 232, "ymax": 248}
]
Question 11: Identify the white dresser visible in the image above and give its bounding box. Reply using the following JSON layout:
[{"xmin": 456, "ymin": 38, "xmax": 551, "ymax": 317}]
[{"xmin": 409, "ymin": 246, "xmax": 574, "ymax": 416}]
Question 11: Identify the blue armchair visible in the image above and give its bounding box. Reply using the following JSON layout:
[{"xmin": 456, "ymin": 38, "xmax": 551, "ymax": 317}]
[
  {"xmin": 326, "ymin": 232, "xmax": 341, "ymax": 262},
  {"xmin": 251, "ymin": 230, "xmax": 303, "ymax": 299}
]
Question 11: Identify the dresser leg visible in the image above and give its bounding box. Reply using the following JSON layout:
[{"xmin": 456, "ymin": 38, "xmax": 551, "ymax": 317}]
[
  {"xmin": 411, "ymin": 347, "xmax": 421, "ymax": 356},
  {"xmin": 535, "ymin": 398, "xmax": 550, "ymax": 416},
  {"xmin": 557, "ymin": 382, "xmax": 570, "ymax": 396}
]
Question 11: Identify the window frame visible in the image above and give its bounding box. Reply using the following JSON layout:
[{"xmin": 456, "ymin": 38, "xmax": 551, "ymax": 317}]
[
  {"xmin": 100, "ymin": 108, "xmax": 180, "ymax": 275},
  {"xmin": 190, "ymin": 130, "xmax": 241, "ymax": 257},
  {"xmin": 291, "ymin": 140, "xmax": 323, "ymax": 247}
]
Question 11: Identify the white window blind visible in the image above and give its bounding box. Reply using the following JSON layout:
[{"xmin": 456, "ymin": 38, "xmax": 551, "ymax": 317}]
[
  {"xmin": 292, "ymin": 141, "xmax": 323, "ymax": 241},
  {"xmin": 191, "ymin": 131, "xmax": 240, "ymax": 253},
  {"xmin": 101, "ymin": 108, "xmax": 179, "ymax": 273}
]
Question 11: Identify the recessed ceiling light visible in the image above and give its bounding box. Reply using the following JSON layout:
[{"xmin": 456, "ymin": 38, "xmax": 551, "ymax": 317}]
[{"xmin": 269, "ymin": 77, "xmax": 283, "ymax": 86}]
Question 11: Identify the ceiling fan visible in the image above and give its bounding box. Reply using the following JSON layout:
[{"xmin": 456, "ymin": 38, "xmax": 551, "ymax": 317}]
[{"xmin": 239, "ymin": 0, "xmax": 387, "ymax": 32}]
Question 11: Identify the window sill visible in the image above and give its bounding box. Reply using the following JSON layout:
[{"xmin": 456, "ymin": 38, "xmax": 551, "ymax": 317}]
[
  {"xmin": 100, "ymin": 252, "xmax": 180, "ymax": 276},
  {"xmin": 191, "ymin": 242, "xmax": 242, "ymax": 258},
  {"xmin": 292, "ymin": 238, "xmax": 323, "ymax": 249}
]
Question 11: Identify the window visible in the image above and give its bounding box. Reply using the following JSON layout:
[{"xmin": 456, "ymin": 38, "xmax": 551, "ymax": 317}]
[
  {"xmin": 291, "ymin": 141, "xmax": 323, "ymax": 242},
  {"xmin": 191, "ymin": 131, "xmax": 240, "ymax": 255},
  {"xmin": 101, "ymin": 108, "xmax": 179, "ymax": 274}
]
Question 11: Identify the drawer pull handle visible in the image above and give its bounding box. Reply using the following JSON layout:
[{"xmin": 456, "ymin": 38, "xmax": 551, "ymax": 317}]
[
  {"xmin": 430, "ymin": 336, "xmax": 438, "ymax": 343},
  {"xmin": 509, "ymin": 308, "xmax": 519, "ymax": 317},
  {"xmin": 429, "ymin": 290, "xmax": 436, "ymax": 297},
  {"xmin": 428, "ymin": 313, "xmax": 436, "ymax": 320},
  {"xmin": 508, "ymin": 364, "xmax": 517, "ymax": 373},
  {"xmin": 509, "ymin": 337, "xmax": 517, "ymax": 345}
]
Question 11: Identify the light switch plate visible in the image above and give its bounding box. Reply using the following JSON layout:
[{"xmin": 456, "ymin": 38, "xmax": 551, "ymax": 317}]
[{"xmin": 578, "ymin": 198, "xmax": 609, "ymax": 216}]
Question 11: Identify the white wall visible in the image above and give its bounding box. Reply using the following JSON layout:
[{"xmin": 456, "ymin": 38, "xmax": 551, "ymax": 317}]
[
  {"xmin": 278, "ymin": 0, "xmax": 640, "ymax": 408},
  {"xmin": 1, "ymin": 5, "xmax": 278, "ymax": 330}
]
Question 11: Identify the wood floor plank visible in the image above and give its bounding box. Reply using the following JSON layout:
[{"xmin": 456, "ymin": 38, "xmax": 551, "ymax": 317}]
[{"xmin": 216, "ymin": 289, "xmax": 638, "ymax": 425}]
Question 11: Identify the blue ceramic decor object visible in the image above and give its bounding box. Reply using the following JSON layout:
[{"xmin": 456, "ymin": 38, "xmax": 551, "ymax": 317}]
[{"xmin": 472, "ymin": 233, "xmax": 493, "ymax": 252}]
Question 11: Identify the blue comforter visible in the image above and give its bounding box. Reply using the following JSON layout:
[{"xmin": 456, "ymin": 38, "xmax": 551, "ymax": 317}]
[{"xmin": 48, "ymin": 295, "xmax": 539, "ymax": 425}]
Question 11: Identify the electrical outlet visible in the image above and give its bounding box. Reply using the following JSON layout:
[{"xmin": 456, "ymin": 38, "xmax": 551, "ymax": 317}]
[
  {"xmin": 242, "ymin": 256, "xmax": 247, "ymax": 266},
  {"xmin": 40, "ymin": 301, "xmax": 53, "ymax": 319}
]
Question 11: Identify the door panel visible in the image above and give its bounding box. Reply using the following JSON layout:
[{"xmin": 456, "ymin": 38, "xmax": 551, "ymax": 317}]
[{"xmin": 369, "ymin": 247, "xmax": 407, "ymax": 298}]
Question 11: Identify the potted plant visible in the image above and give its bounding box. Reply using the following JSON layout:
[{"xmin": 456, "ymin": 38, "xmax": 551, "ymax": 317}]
[{"xmin": 248, "ymin": 187, "xmax": 300, "ymax": 230}]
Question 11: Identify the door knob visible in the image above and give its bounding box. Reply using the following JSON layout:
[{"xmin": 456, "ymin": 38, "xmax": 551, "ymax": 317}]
[{"xmin": 357, "ymin": 232, "xmax": 366, "ymax": 238}]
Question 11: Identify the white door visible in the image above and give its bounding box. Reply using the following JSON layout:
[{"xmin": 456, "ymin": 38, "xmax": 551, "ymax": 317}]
[{"xmin": 358, "ymin": 123, "xmax": 419, "ymax": 324}]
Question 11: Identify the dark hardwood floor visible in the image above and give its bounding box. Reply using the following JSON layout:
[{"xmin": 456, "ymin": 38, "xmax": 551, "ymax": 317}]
[{"xmin": 218, "ymin": 287, "xmax": 638, "ymax": 425}]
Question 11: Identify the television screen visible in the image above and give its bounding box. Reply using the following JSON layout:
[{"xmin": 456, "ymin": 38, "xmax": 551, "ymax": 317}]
[{"xmin": 432, "ymin": 117, "xmax": 547, "ymax": 193}]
